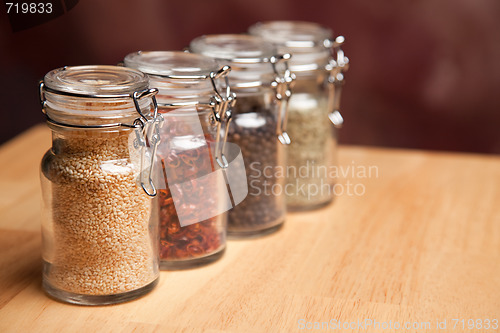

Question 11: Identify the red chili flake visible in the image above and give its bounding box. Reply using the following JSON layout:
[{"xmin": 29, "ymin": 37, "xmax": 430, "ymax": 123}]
[{"xmin": 158, "ymin": 132, "xmax": 224, "ymax": 261}]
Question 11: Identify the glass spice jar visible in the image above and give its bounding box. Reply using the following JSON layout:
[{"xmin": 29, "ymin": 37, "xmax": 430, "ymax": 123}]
[
  {"xmin": 190, "ymin": 34, "xmax": 294, "ymax": 237},
  {"xmin": 249, "ymin": 21, "xmax": 349, "ymax": 211},
  {"xmin": 39, "ymin": 65, "xmax": 162, "ymax": 305},
  {"xmin": 124, "ymin": 51, "xmax": 237, "ymax": 269}
]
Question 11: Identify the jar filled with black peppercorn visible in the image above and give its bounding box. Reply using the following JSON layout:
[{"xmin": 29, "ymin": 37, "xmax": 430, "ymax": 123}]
[
  {"xmin": 249, "ymin": 21, "xmax": 349, "ymax": 211},
  {"xmin": 124, "ymin": 51, "xmax": 237, "ymax": 269},
  {"xmin": 190, "ymin": 34, "xmax": 294, "ymax": 237}
]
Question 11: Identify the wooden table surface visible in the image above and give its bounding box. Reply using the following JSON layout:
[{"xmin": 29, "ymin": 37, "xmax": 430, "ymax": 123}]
[{"xmin": 0, "ymin": 125, "xmax": 499, "ymax": 333}]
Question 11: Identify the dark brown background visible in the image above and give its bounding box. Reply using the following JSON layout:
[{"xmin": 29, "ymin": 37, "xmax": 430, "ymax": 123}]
[{"xmin": 1, "ymin": 0, "xmax": 500, "ymax": 153}]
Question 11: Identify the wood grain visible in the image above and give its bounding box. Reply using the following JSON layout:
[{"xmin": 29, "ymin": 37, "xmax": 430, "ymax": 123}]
[{"xmin": 0, "ymin": 124, "xmax": 499, "ymax": 332}]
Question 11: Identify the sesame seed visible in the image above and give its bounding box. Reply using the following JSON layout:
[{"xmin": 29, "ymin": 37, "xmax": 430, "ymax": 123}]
[{"xmin": 42, "ymin": 129, "xmax": 158, "ymax": 295}]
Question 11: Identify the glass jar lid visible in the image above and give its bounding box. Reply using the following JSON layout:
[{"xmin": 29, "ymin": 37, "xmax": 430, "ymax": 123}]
[
  {"xmin": 249, "ymin": 21, "xmax": 333, "ymax": 72},
  {"xmin": 189, "ymin": 34, "xmax": 277, "ymax": 88},
  {"xmin": 124, "ymin": 51, "xmax": 226, "ymax": 105},
  {"xmin": 41, "ymin": 65, "xmax": 155, "ymax": 127},
  {"xmin": 249, "ymin": 21, "xmax": 332, "ymax": 50},
  {"xmin": 43, "ymin": 65, "xmax": 149, "ymax": 96},
  {"xmin": 124, "ymin": 51, "xmax": 218, "ymax": 79},
  {"xmin": 189, "ymin": 34, "xmax": 275, "ymax": 63}
]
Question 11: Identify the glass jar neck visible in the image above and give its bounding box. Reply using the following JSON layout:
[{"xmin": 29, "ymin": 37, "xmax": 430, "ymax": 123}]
[
  {"xmin": 149, "ymin": 74, "xmax": 214, "ymax": 106},
  {"xmin": 229, "ymin": 84, "xmax": 273, "ymax": 97},
  {"xmin": 291, "ymin": 67, "xmax": 330, "ymax": 80},
  {"xmin": 44, "ymin": 92, "xmax": 151, "ymax": 127},
  {"xmin": 221, "ymin": 61, "xmax": 275, "ymax": 90},
  {"xmin": 287, "ymin": 50, "xmax": 330, "ymax": 73}
]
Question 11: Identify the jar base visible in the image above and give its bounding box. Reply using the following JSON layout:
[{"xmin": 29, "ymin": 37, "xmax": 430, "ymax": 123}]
[
  {"xmin": 43, "ymin": 277, "xmax": 159, "ymax": 306},
  {"xmin": 228, "ymin": 221, "xmax": 284, "ymax": 239},
  {"xmin": 160, "ymin": 248, "xmax": 225, "ymax": 270},
  {"xmin": 287, "ymin": 197, "xmax": 333, "ymax": 212}
]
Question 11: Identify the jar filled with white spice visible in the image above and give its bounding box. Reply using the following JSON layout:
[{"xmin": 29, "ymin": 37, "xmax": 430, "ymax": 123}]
[
  {"xmin": 249, "ymin": 21, "xmax": 349, "ymax": 210},
  {"xmin": 39, "ymin": 65, "xmax": 162, "ymax": 305}
]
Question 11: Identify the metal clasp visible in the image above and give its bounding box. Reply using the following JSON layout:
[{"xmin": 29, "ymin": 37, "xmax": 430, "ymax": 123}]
[
  {"xmin": 325, "ymin": 36, "xmax": 349, "ymax": 128},
  {"xmin": 132, "ymin": 88, "xmax": 163, "ymax": 197},
  {"xmin": 208, "ymin": 65, "xmax": 237, "ymax": 169},
  {"xmin": 270, "ymin": 54, "xmax": 295, "ymax": 145},
  {"xmin": 39, "ymin": 81, "xmax": 47, "ymax": 114}
]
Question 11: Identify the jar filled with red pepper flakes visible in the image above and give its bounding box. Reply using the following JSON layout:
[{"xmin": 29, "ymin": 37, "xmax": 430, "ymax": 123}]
[
  {"xmin": 124, "ymin": 51, "xmax": 235, "ymax": 269},
  {"xmin": 190, "ymin": 35, "xmax": 294, "ymax": 238}
]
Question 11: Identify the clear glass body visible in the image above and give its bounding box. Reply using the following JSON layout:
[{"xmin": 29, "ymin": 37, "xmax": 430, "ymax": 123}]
[
  {"xmin": 123, "ymin": 50, "xmax": 229, "ymax": 269},
  {"xmin": 189, "ymin": 34, "xmax": 287, "ymax": 237},
  {"xmin": 286, "ymin": 71, "xmax": 338, "ymax": 210},
  {"xmin": 157, "ymin": 106, "xmax": 227, "ymax": 269},
  {"xmin": 226, "ymin": 89, "xmax": 286, "ymax": 237},
  {"xmin": 41, "ymin": 126, "xmax": 159, "ymax": 305},
  {"xmin": 249, "ymin": 21, "xmax": 341, "ymax": 211},
  {"xmin": 40, "ymin": 65, "xmax": 159, "ymax": 305}
]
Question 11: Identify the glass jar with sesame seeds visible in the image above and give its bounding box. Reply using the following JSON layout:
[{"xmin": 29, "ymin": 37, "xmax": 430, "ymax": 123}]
[
  {"xmin": 124, "ymin": 51, "xmax": 243, "ymax": 269},
  {"xmin": 249, "ymin": 21, "xmax": 349, "ymax": 211},
  {"xmin": 189, "ymin": 34, "xmax": 294, "ymax": 237},
  {"xmin": 39, "ymin": 65, "xmax": 162, "ymax": 305}
]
